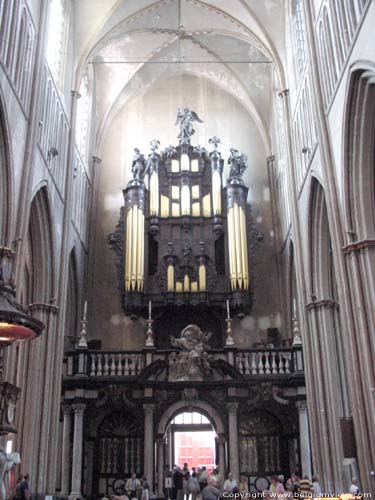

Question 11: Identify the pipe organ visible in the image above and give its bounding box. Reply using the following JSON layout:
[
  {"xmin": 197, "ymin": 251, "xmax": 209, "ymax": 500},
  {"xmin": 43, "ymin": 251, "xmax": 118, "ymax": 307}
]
[{"xmin": 112, "ymin": 111, "xmax": 253, "ymax": 334}]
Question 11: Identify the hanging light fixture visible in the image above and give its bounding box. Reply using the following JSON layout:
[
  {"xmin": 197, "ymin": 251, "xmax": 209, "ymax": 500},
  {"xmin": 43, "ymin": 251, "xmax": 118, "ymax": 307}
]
[{"xmin": 0, "ymin": 247, "xmax": 44, "ymax": 345}]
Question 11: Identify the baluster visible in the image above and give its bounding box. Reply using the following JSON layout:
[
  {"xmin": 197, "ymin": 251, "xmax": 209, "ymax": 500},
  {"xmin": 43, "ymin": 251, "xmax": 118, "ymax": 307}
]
[
  {"xmin": 97, "ymin": 354, "xmax": 103, "ymax": 376},
  {"xmin": 138, "ymin": 355, "xmax": 144, "ymax": 372},
  {"xmin": 244, "ymin": 353, "xmax": 250, "ymax": 375},
  {"xmin": 124, "ymin": 356, "xmax": 130, "ymax": 376},
  {"xmin": 103, "ymin": 353, "xmax": 109, "ymax": 376},
  {"xmin": 279, "ymin": 353, "xmax": 285, "ymax": 374},
  {"xmin": 251, "ymin": 353, "xmax": 257, "ymax": 374},
  {"xmin": 90, "ymin": 354, "xmax": 96, "ymax": 376},
  {"xmin": 265, "ymin": 352, "xmax": 271, "ymax": 374},
  {"xmin": 237, "ymin": 353, "xmax": 244, "ymax": 374},
  {"xmin": 109, "ymin": 355, "xmax": 116, "ymax": 376},
  {"xmin": 130, "ymin": 354, "xmax": 136, "ymax": 376},
  {"xmin": 116, "ymin": 353, "xmax": 122, "ymax": 376},
  {"xmin": 256, "ymin": 352, "xmax": 263, "ymax": 374},
  {"xmin": 271, "ymin": 352, "xmax": 278, "ymax": 374},
  {"xmin": 285, "ymin": 353, "xmax": 291, "ymax": 374}
]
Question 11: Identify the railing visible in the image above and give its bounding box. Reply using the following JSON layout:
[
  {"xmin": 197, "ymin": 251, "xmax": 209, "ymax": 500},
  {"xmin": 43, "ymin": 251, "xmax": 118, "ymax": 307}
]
[
  {"xmin": 89, "ymin": 351, "xmax": 145, "ymax": 377},
  {"xmin": 236, "ymin": 350, "xmax": 290, "ymax": 375},
  {"xmin": 64, "ymin": 346, "xmax": 303, "ymax": 379}
]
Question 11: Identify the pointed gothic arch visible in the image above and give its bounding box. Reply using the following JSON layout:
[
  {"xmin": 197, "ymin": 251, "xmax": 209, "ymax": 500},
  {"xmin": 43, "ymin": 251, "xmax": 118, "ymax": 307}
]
[
  {"xmin": 343, "ymin": 62, "xmax": 375, "ymax": 239},
  {"xmin": 27, "ymin": 185, "xmax": 56, "ymax": 303}
]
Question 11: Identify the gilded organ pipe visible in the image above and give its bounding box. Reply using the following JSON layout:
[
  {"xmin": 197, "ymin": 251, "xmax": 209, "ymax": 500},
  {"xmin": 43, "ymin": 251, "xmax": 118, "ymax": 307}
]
[
  {"xmin": 167, "ymin": 264, "xmax": 174, "ymax": 292},
  {"xmin": 199, "ymin": 264, "xmax": 206, "ymax": 291}
]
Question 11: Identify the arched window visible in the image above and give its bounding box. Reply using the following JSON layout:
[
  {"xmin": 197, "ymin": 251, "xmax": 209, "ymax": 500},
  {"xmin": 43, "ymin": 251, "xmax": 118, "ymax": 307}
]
[
  {"xmin": 46, "ymin": 0, "xmax": 67, "ymax": 86},
  {"xmin": 292, "ymin": 0, "xmax": 307, "ymax": 78},
  {"xmin": 76, "ymin": 70, "xmax": 91, "ymax": 162}
]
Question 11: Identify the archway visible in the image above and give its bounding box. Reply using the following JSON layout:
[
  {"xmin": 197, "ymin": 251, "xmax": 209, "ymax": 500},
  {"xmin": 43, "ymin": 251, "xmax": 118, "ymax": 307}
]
[{"xmin": 156, "ymin": 400, "xmax": 226, "ymax": 496}]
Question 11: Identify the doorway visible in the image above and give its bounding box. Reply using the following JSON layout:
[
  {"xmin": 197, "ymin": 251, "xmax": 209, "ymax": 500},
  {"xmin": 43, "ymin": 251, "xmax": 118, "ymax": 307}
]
[{"xmin": 166, "ymin": 411, "xmax": 217, "ymax": 472}]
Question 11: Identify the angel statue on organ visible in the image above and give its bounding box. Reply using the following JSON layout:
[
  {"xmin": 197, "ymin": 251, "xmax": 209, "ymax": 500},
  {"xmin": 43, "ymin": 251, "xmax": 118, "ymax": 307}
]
[{"xmin": 175, "ymin": 108, "xmax": 203, "ymax": 144}]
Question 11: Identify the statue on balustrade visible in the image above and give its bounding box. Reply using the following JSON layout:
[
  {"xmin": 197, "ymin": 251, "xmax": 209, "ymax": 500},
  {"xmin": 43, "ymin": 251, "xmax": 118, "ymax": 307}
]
[
  {"xmin": 175, "ymin": 108, "xmax": 203, "ymax": 144},
  {"xmin": 131, "ymin": 148, "xmax": 146, "ymax": 182},
  {"xmin": 169, "ymin": 324, "xmax": 213, "ymax": 382},
  {"xmin": 228, "ymin": 148, "xmax": 248, "ymax": 183}
]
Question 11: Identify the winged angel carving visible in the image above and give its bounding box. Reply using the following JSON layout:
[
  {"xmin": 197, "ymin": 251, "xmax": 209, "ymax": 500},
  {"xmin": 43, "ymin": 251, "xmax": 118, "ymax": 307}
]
[
  {"xmin": 175, "ymin": 108, "xmax": 203, "ymax": 144},
  {"xmin": 169, "ymin": 324, "xmax": 213, "ymax": 381}
]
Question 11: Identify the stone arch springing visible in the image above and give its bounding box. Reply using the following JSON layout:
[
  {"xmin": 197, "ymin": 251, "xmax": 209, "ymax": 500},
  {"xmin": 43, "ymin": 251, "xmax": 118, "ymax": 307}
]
[
  {"xmin": 343, "ymin": 63, "xmax": 375, "ymax": 239},
  {"xmin": 0, "ymin": 94, "xmax": 13, "ymax": 246}
]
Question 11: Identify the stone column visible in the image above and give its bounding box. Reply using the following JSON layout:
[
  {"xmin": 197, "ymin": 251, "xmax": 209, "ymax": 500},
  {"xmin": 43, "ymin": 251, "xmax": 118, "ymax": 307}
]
[
  {"xmin": 61, "ymin": 405, "xmax": 72, "ymax": 496},
  {"xmin": 218, "ymin": 434, "xmax": 226, "ymax": 487},
  {"xmin": 157, "ymin": 436, "xmax": 164, "ymax": 497},
  {"xmin": 226, "ymin": 403, "xmax": 239, "ymax": 482},
  {"xmin": 296, "ymin": 400, "xmax": 312, "ymax": 479},
  {"xmin": 70, "ymin": 403, "xmax": 86, "ymax": 499},
  {"xmin": 143, "ymin": 404, "xmax": 155, "ymax": 490}
]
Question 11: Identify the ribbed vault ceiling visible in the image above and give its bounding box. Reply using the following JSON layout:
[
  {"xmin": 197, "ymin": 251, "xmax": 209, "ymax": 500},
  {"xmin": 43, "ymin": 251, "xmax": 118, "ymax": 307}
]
[{"xmin": 72, "ymin": 0, "xmax": 287, "ymax": 153}]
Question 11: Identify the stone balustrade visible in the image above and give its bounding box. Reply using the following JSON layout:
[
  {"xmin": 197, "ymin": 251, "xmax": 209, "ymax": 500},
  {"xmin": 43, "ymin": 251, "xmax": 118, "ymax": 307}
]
[
  {"xmin": 236, "ymin": 347, "xmax": 303, "ymax": 376},
  {"xmin": 88, "ymin": 351, "xmax": 145, "ymax": 377},
  {"xmin": 64, "ymin": 346, "xmax": 303, "ymax": 379}
]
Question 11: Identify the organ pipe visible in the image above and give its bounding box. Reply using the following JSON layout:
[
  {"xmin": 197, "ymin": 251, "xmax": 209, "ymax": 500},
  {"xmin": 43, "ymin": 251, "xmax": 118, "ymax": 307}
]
[
  {"xmin": 167, "ymin": 264, "xmax": 174, "ymax": 292},
  {"xmin": 227, "ymin": 202, "xmax": 249, "ymax": 290},
  {"xmin": 199, "ymin": 264, "xmax": 207, "ymax": 291},
  {"xmin": 149, "ymin": 171, "xmax": 159, "ymax": 216},
  {"xmin": 212, "ymin": 169, "xmax": 222, "ymax": 215},
  {"xmin": 125, "ymin": 206, "xmax": 145, "ymax": 292}
]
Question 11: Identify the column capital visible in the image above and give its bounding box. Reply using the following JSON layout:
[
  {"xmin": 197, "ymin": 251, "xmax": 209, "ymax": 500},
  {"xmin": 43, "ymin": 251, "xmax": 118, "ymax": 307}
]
[
  {"xmin": 72, "ymin": 403, "xmax": 86, "ymax": 415},
  {"xmin": 92, "ymin": 156, "xmax": 102, "ymax": 165},
  {"xmin": 62, "ymin": 404, "xmax": 72, "ymax": 415},
  {"xmin": 226, "ymin": 402, "xmax": 239, "ymax": 413},
  {"xmin": 71, "ymin": 90, "xmax": 81, "ymax": 99},
  {"xmin": 296, "ymin": 400, "xmax": 308, "ymax": 412},
  {"xmin": 217, "ymin": 433, "xmax": 226, "ymax": 445},
  {"xmin": 143, "ymin": 403, "xmax": 155, "ymax": 415},
  {"xmin": 278, "ymin": 88, "xmax": 289, "ymax": 98}
]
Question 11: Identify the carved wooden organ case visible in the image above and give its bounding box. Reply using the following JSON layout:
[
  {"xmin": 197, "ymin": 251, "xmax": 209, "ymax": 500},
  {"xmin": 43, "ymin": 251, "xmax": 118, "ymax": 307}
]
[{"xmin": 110, "ymin": 120, "xmax": 253, "ymax": 346}]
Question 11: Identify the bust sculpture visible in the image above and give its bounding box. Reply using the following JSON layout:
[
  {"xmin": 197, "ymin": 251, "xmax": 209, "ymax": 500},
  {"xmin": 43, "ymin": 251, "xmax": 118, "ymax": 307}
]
[{"xmin": 169, "ymin": 324, "xmax": 213, "ymax": 382}]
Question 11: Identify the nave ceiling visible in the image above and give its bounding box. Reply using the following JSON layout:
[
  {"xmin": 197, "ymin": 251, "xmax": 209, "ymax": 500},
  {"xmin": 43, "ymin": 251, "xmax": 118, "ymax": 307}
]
[{"xmin": 71, "ymin": 0, "xmax": 287, "ymax": 155}]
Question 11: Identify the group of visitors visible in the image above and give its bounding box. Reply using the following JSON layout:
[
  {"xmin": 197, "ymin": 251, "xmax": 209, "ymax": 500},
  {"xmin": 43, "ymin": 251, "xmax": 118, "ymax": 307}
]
[
  {"xmin": 166, "ymin": 464, "xmax": 223, "ymax": 500},
  {"xmin": 164, "ymin": 467, "xmax": 363, "ymax": 500},
  {"xmin": 107, "ymin": 472, "xmax": 150, "ymax": 500}
]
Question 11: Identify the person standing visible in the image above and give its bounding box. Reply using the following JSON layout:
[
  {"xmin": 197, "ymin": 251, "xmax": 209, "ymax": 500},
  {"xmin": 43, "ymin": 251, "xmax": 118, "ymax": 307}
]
[
  {"xmin": 173, "ymin": 466, "xmax": 184, "ymax": 500},
  {"xmin": 125, "ymin": 472, "xmax": 141, "ymax": 499},
  {"xmin": 199, "ymin": 467, "xmax": 208, "ymax": 491},
  {"xmin": 349, "ymin": 478, "xmax": 360, "ymax": 496},
  {"xmin": 19, "ymin": 475, "xmax": 30, "ymax": 500},
  {"xmin": 223, "ymin": 473, "xmax": 238, "ymax": 494},
  {"xmin": 312, "ymin": 476, "xmax": 322, "ymax": 497},
  {"xmin": 298, "ymin": 476, "xmax": 313, "ymax": 498},
  {"xmin": 187, "ymin": 473, "xmax": 200, "ymax": 500},
  {"xmin": 202, "ymin": 478, "xmax": 220, "ymax": 500}
]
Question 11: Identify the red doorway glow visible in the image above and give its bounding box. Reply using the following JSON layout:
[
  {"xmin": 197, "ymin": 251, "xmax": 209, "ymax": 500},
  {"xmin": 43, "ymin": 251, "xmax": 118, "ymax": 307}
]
[{"xmin": 174, "ymin": 431, "xmax": 216, "ymax": 473}]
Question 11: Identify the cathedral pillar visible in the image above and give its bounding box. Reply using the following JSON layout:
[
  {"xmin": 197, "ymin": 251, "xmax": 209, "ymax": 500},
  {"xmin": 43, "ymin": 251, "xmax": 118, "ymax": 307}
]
[
  {"xmin": 61, "ymin": 404, "xmax": 72, "ymax": 496},
  {"xmin": 226, "ymin": 403, "xmax": 239, "ymax": 481},
  {"xmin": 143, "ymin": 404, "xmax": 155, "ymax": 489},
  {"xmin": 157, "ymin": 435, "xmax": 164, "ymax": 497},
  {"xmin": 218, "ymin": 434, "xmax": 226, "ymax": 486},
  {"xmin": 296, "ymin": 400, "xmax": 312, "ymax": 479},
  {"xmin": 70, "ymin": 403, "xmax": 86, "ymax": 499}
]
